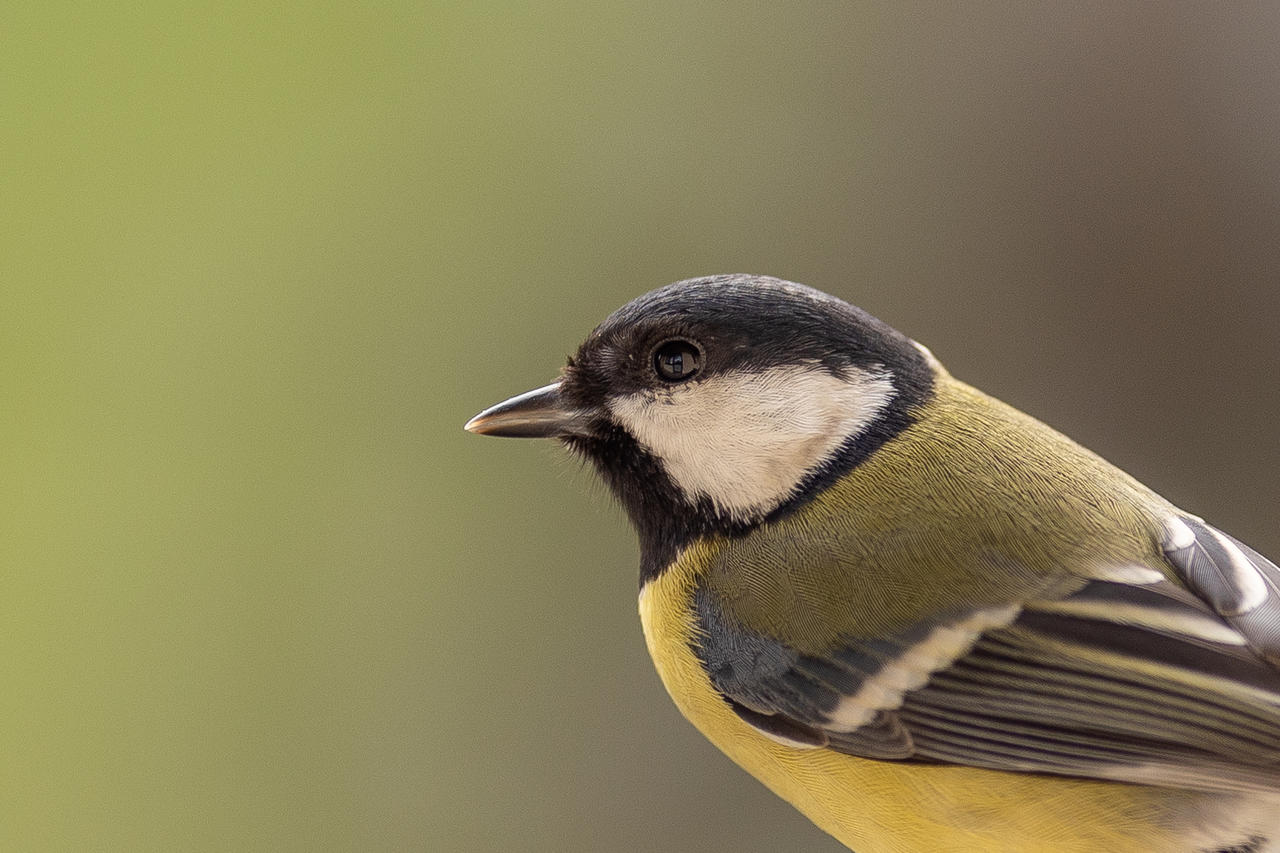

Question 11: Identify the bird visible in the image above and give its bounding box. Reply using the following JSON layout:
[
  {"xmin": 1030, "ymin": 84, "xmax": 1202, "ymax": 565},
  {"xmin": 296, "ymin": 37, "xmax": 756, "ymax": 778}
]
[{"xmin": 464, "ymin": 274, "xmax": 1280, "ymax": 853}]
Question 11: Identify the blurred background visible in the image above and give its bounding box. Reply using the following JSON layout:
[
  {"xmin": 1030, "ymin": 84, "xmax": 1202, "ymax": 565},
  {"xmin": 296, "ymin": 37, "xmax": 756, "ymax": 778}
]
[{"xmin": 4, "ymin": 3, "xmax": 1279, "ymax": 851}]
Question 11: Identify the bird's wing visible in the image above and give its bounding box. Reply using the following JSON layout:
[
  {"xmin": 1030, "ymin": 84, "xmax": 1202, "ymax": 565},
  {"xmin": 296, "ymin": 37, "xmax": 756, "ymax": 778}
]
[{"xmin": 694, "ymin": 514, "xmax": 1280, "ymax": 793}]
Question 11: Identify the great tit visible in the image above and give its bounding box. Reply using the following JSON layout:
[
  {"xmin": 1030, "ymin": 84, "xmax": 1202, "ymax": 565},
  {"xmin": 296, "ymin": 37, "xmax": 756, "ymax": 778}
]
[{"xmin": 465, "ymin": 274, "xmax": 1280, "ymax": 853}]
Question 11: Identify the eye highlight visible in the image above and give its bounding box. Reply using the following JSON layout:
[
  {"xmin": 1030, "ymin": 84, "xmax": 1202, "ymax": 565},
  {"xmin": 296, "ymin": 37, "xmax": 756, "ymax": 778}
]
[{"xmin": 653, "ymin": 340, "xmax": 702, "ymax": 382}]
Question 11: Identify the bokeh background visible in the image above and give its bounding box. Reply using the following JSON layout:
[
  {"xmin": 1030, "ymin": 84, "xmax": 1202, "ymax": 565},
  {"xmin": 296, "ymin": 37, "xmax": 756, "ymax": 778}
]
[{"xmin": 5, "ymin": 4, "xmax": 1279, "ymax": 851}]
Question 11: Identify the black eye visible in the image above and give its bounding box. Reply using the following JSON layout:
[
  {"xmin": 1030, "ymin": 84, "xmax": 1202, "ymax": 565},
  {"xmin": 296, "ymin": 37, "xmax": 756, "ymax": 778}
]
[{"xmin": 653, "ymin": 340, "xmax": 702, "ymax": 382}]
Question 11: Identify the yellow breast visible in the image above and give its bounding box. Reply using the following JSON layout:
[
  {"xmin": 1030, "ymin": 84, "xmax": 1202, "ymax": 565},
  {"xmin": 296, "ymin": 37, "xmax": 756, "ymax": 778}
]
[{"xmin": 637, "ymin": 539, "xmax": 1207, "ymax": 853}]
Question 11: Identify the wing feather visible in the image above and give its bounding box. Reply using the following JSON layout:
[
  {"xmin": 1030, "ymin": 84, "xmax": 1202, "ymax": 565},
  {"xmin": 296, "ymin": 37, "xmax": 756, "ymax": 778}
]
[{"xmin": 1164, "ymin": 517, "xmax": 1280, "ymax": 664}]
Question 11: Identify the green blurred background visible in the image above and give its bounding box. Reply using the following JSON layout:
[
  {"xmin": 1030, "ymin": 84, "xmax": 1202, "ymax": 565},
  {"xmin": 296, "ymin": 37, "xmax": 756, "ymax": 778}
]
[{"xmin": 4, "ymin": 4, "xmax": 1279, "ymax": 851}]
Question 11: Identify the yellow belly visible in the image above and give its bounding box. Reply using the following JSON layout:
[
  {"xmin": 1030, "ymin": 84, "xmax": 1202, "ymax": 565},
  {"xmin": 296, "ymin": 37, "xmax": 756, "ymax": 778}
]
[{"xmin": 637, "ymin": 541, "xmax": 1211, "ymax": 853}]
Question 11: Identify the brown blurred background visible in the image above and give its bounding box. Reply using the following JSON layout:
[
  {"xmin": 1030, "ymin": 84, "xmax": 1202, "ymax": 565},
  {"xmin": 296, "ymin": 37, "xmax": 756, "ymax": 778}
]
[{"xmin": 4, "ymin": 4, "xmax": 1278, "ymax": 851}]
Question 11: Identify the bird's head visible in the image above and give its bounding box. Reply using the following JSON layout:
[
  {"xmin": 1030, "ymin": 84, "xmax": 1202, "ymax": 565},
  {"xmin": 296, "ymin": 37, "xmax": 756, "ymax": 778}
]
[{"xmin": 466, "ymin": 274, "xmax": 936, "ymax": 576}]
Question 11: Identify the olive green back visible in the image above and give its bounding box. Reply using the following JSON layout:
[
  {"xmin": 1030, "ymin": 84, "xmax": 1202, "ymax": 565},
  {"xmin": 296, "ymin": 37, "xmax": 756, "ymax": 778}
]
[{"xmin": 706, "ymin": 376, "xmax": 1171, "ymax": 653}]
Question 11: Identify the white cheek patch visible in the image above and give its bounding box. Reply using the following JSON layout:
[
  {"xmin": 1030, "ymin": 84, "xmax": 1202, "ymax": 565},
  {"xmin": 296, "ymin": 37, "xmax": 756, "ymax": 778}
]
[{"xmin": 607, "ymin": 364, "xmax": 896, "ymax": 520}]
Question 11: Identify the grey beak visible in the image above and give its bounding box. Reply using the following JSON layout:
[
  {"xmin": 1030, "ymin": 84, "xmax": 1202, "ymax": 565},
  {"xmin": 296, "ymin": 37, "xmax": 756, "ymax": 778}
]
[{"xmin": 464, "ymin": 382, "xmax": 587, "ymax": 438}]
